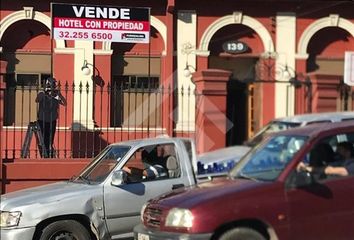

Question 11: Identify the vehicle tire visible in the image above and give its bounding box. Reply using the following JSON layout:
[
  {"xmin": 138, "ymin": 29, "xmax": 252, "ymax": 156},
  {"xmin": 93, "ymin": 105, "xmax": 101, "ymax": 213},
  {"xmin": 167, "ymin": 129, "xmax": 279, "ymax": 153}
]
[
  {"xmin": 39, "ymin": 220, "xmax": 91, "ymax": 240},
  {"xmin": 218, "ymin": 227, "xmax": 266, "ymax": 240}
]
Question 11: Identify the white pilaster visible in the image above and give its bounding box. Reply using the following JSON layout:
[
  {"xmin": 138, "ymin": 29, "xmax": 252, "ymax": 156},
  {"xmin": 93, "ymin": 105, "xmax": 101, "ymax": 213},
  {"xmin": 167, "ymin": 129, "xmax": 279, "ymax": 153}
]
[
  {"xmin": 73, "ymin": 40, "xmax": 95, "ymax": 130},
  {"xmin": 176, "ymin": 11, "xmax": 197, "ymax": 132},
  {"xmin": 275, "ymin": 13, "xmax": 296, "ymax": 117}
]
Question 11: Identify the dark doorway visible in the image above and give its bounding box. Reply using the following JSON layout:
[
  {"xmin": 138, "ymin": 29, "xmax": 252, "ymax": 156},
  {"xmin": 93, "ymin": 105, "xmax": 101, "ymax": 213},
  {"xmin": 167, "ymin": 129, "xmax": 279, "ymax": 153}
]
[{"xmin": 226, "ymin": 79, "xmax": 248, "ymax": 146}]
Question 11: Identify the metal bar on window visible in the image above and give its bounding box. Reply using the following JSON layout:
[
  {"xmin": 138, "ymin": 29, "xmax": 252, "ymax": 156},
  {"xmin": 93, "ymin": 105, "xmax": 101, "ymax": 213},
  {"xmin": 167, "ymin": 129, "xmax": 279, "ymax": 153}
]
[
  {"xmin": 29, "ymin": 84, "xmax": 33, "ymax": 157},
  {"xmin": 120, "ymin": 81, "xmax": 123, "ymax": 141},
  {"xmin": 188, "ymin": 85, "xmax": 191, "ymax": 137},
  {"xmin": 71, "ymin": 82, "xmax": 75, "ymax": 157},
  {"xmin": 4, "ymin": 87, "xmax": 10, "ymax": 158},
  {"xmin": 127, "ymin": 78, "xmax": 131, "ymax": 140},
  {"xmin": 56, "ymin": 81, "xmax": 60, "ymax": 158},
  {"xmin": 85, "ymin": 82, "xmax": 89, "ymax": 158},
  {"xmin": 154, "ymin": 82, "xmax": 158, "ymax": 136},
  {"xmin": 147, "ymin": 79, "xmax": 151, "ymax": 137},
  {"xmin": 112, "ymin": 81, "xmax": 117, "ymax": 143},
  {"xmin": 20, "ymin": 84, "xmax": 25, "ymax": 158},
  {"xmin": 4, "ymin": 86, "xmax": 10, "ymax": 159},
  {"xmin": 134, "ymin": 77, "xmax": 138, "ymax": 139},
  {"xmin": 78, "ymin": 81, "xmax": 83, "ymax": 158},
  {"xmin": 106, "ymin": 82, "xmax": 110, "ymax": 144},
  {"xmin": 168, "ymin": 84, "xmax": 171, "ymax": 137},
  {"xmin": 181, "ymin": 85, "xmax": 184, "ymax": 136},
  {"xmin": 160, "ymin": 85, "xmax": 164, "ymax": 134},
  {"xmin": 64, "ymin": 81, "xmax": 69, "ymax": 158},
  {"xmin": 99, "ymin": 84, "xmax": 104, "ymax": 153},
  {"xmin": 91, "ymin": 83, "xmax": 96, "ymax": 158}
]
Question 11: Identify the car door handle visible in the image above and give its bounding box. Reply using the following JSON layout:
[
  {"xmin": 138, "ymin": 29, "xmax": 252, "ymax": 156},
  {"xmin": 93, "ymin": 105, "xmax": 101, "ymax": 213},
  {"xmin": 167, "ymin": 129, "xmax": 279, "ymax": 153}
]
[{"xmin": 172, "ymin": 184, "xmax": 184, "ymax": 190}]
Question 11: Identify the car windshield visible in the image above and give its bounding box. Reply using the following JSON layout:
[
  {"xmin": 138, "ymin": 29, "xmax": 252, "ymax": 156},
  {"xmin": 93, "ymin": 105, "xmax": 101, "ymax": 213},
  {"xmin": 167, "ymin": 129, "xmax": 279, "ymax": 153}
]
[
  {"xmin": 246, "ymin": 121, "xmax": 301, "ymax": 147},
  {"xmin": 73, "ymin": 145, "xmax": 130, "ymax": 184},
  {"xmin": 230, "ymin": 135, "xmax": 308, "ymax": 181}
]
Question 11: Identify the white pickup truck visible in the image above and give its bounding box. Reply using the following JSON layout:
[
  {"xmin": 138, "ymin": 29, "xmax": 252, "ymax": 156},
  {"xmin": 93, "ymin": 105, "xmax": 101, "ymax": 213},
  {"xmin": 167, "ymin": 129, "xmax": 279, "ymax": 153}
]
[
  {"xmin": 197, "ymin": 111, "xmax": 354, "ymax": 174},
  {"xmin": 0, "ymin": 137, "xmax": 202, "ymax": 240}
]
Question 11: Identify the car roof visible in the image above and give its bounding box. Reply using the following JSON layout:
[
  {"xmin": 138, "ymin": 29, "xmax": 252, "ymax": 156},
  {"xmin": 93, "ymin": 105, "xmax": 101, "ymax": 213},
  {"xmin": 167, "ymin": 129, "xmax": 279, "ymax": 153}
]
[
  {"xmin": 273, "ymin": 111, "xmax": 354, "ymax": 124},
  {"xmin": 273, "ymin": 120, "xmax": 354, "ymax": 137},
  {"xmin": 109, "ymin": 137, "xmax": 190, "ymax": 147}
]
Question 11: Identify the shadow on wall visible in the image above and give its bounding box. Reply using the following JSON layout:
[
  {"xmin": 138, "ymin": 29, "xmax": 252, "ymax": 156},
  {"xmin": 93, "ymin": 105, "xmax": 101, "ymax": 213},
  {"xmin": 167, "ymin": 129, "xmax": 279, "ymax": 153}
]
[
  {"xmin": 71, "ymin": 122, "xmax": 110, "ymax": 158},
  {"xmin": 306, "ymin": 27, "xmax": 351, "ymax": 73}
]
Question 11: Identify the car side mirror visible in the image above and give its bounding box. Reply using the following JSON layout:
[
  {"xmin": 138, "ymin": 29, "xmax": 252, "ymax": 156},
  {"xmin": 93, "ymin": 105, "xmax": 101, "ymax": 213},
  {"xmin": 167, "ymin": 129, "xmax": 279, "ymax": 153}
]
[
  {"xmin": 288, "ymin": 170, "xmax": 316, "ymax": 189},
  {"xmin": 111, "ymin": 170, "xmax": 128, "ymax": 186}
]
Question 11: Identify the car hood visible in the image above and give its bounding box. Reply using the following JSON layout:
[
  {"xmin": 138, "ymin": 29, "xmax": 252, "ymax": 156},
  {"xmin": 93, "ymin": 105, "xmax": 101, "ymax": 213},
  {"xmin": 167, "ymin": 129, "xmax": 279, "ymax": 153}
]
[
  {"xmin": 151, "ymin": 177, "xmax": 266, "ymax": 209},
  {"xmin": 197, "ymin": 145, "xmax": 250, "ymax": 165},
  {"xmin": 0, "ymin": 181, "xmax": 99, "ymax": 211}
]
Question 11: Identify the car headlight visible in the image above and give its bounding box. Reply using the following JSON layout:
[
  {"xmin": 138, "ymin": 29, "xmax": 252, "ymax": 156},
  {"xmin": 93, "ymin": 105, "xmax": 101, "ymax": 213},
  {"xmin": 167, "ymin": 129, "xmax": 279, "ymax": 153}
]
[
  {"xmin": 140, "ymin": 203, "xmax": 148, "ymax": 222},
  {"xmin": 0, "ymin": 211, "xmax": 22, "ymax": 228},
  {"xmin": 165, "ymin": 208, "xmax": 193, "ymax": 228}
]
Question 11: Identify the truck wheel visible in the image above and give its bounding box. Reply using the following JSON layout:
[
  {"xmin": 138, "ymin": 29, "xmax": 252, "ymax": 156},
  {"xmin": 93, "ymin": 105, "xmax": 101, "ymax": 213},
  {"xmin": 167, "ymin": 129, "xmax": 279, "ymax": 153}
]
[
  {"xmin": 219, "ymin": 227, "xmax": 266, "ymax": 240},
  {"xmin": 39, "ymin": 220, "xmax": 91, "ymax": 240}
]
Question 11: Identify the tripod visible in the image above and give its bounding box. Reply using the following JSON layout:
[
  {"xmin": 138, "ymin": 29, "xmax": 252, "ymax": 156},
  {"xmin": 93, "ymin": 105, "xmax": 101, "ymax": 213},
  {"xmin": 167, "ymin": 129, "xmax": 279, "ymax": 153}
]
[{"xmin": 21, "ymin": 121, "xmax": 48, "ymax": 158}]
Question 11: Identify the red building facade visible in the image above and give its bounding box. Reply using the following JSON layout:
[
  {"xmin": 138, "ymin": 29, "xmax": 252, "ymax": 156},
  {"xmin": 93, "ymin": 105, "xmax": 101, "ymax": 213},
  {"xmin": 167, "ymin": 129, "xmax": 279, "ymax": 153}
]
[{"xmin": 1, "ymin": 0, "xmax": 354, "ymax": 192}]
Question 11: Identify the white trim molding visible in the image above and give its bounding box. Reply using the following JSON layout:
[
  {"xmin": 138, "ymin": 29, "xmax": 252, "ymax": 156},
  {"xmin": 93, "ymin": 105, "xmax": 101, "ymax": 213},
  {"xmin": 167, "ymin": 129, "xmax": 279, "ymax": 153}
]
[
  {"xmin": 93, "ymin": 49, "xmax": 113, "ymax": 55},
  {"xmin": 198, "ymin": 11, "xmax": 274, "ymax": 56},
  {"xmin": 297, "ymin": 15, "xmax": 354, "ymax": 58},
  {"xmin": 275, "ymin": 13, "xmax": 296, "ymax": 118},
  {"xmin": 0, "ymin": 7, "xmax": 65, "ymax": 48},
  {"xmin": 102, "ymin": 16, "xmax": 167, "ymax": 56}
]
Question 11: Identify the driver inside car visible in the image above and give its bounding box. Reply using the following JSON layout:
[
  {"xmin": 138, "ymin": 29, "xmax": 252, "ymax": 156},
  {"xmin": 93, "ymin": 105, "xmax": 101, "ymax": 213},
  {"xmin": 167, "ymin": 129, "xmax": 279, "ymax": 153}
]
[
  {"xmin": 297, "ymin": 141, "xmax": 354, "ymax": 177},
  {"xmin": 123, "ymin": 146, "xmax": 168, "ymax": 182}
]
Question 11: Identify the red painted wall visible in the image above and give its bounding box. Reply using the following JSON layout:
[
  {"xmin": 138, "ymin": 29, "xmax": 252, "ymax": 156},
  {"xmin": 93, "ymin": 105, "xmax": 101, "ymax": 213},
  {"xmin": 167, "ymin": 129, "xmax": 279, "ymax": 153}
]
[{"xmin": 2, "ymin": 159, "xmax": 89, "ymax": 193}]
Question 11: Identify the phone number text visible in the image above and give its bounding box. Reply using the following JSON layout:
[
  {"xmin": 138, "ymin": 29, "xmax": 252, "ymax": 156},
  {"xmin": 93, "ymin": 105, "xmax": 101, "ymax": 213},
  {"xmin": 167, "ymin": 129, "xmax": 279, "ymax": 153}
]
[{"xmin": 58, "ymin": 31, "xmax": 113, "ymax": 40}]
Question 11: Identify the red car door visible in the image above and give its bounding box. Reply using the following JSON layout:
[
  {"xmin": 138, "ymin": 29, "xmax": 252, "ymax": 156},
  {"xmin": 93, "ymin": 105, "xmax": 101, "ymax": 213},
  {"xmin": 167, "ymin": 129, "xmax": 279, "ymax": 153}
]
[
  {"xmin": 319, "ymin": 176, "xmax": 354, "ymax": 239},
  {"xmin": 286, "ymin": 175, "xmax": 354, "ymax": 240}
]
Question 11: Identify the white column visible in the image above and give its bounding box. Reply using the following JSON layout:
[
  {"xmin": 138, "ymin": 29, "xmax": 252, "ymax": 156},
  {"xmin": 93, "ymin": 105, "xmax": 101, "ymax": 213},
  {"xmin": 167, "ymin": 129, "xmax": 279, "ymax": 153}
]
[
  {"xmin": 73, "ymin": 40, "xmax": 95, "ymax": 130},
  {"xmin": 275, "ymin": 12, "xmax": 296, "ymax": 117},
  {"xmin": 176, "ymin": 11, "xmax": 197, "ymax": 132}
]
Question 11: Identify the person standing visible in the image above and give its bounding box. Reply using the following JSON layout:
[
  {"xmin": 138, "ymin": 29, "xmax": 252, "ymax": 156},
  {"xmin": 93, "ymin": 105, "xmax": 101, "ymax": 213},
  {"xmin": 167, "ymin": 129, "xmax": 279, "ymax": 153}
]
[{"xmin": 36, "ymin": 77, "xmax": 66, "ymax": 157}]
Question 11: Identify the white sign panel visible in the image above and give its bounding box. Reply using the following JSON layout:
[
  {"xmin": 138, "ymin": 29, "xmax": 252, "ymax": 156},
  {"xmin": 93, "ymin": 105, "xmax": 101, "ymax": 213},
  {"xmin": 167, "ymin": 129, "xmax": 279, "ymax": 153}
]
[
  {"xmin": 344, "ymin": 51, "xmax": 354, "ymax": 86},
  {"xmin": 51, "ymin": 3, "xmax": 150, "ymax": 43}
]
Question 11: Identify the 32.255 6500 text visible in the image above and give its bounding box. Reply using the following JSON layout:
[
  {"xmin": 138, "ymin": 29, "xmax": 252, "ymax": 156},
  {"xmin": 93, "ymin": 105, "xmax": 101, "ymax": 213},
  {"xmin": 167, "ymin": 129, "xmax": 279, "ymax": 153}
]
[{"xmin": 58, "ymin": 31, "xmax": 113, "ymax": 40}]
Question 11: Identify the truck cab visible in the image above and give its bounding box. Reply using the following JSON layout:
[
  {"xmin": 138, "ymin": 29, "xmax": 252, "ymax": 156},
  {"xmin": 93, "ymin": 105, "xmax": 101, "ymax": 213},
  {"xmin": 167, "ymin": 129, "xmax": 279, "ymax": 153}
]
[{"xmin": 1, "ymin": 137, "xmax": 198, "ymax": 240}]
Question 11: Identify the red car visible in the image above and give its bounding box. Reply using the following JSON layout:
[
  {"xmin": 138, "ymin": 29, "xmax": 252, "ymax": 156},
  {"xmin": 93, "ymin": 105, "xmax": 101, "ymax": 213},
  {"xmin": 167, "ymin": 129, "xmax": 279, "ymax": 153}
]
[{"xmin": 134, "ymin": 120, "xmax": 354, "ymax": 240}]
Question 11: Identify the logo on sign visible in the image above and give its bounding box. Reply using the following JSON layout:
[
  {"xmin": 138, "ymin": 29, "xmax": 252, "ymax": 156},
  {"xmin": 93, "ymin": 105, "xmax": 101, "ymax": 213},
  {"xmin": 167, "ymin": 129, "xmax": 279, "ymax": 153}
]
[
  {"xmin": 222, "ymin": 41, "xmax": 249, "ymax": 54},
  {"xmin": 121, "ymin": 33, "xmax": 146, "ymax": 41}
]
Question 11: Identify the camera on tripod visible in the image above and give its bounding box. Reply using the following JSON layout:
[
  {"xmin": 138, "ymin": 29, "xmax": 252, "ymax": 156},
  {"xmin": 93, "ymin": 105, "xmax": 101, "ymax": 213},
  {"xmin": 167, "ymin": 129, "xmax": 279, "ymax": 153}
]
[{"xmin": 44, "ymin": 77, "xmax": 59, "ymax": 97}]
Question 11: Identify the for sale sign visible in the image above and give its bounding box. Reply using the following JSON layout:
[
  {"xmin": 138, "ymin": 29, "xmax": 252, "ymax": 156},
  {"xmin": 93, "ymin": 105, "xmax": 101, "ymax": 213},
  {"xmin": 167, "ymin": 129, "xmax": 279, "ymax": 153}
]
[{"xmin": 51, "ymin": 3, "xmax": 150, "ymax": 43}]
